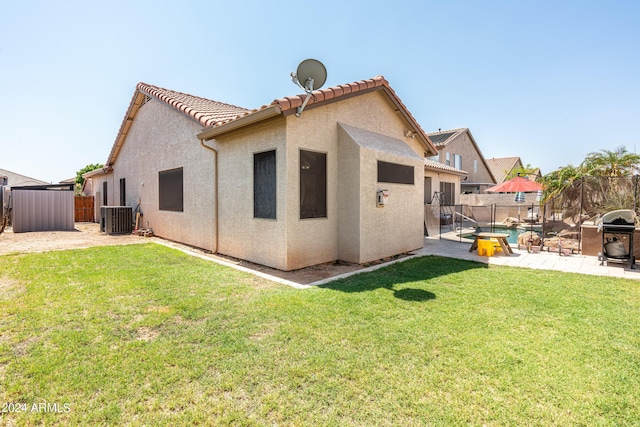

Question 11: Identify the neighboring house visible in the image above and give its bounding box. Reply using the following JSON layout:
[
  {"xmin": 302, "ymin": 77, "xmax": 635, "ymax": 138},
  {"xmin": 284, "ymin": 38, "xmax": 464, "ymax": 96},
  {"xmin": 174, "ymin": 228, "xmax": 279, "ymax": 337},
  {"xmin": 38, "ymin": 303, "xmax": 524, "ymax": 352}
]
[
  {"xmin": 85, "ymin": 76, "xmax": 438, "ymax": 271},
  {"xmin": 486, "ymin": 156, "xmax": 524, "ymax": 184},
  {"xmin": 422, "ymin": 158, "xmax": 466, "ymax": 205},
  {"xmin": 0, "ymin": 168, "xmax": 49, "ymax": 187},
  {"xmin": 426, "ymin": 128, "xmax": 496, "ymax": 195}
]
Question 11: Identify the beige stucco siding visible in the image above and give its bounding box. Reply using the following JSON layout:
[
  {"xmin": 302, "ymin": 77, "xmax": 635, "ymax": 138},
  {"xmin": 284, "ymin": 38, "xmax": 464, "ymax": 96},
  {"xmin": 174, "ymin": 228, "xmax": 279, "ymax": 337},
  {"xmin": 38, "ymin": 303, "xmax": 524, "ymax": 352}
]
[
  {"xmin": 423, "ymin": 171, "xmax": 461, "ymax": 205},
  {"xmin": 96, "ymin": 99, "xmax": 217, "ymax": 251},
  {"xmin": 283, "ymin": 91, "xmax": 426, "ymax": 270},
  {"xmin": 214, "ymin": 117, "xmax": 288, "ymax": 269},
  {"xmin": 337, "ymin": 126, "xmax": 362, "ymax": 262},
  {"xmin": 338, "ymin": 123, "xmax": 424, "ymax": 263}
]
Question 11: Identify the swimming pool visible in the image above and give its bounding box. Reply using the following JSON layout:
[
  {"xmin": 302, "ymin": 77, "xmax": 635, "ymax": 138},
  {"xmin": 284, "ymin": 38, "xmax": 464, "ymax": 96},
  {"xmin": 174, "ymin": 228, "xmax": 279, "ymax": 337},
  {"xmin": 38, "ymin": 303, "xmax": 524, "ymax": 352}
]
[{"xmin": 461, "ymin": 225, "xmax": 541, "ymax": 244}]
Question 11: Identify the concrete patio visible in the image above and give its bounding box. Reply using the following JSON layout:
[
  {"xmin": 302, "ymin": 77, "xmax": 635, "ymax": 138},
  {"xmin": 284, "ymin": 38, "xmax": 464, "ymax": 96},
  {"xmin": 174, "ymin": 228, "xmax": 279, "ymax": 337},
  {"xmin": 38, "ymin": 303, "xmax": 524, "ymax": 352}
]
[{"xmin": 417, "ymin": 236, "xmax": 640, "ymax": 280}]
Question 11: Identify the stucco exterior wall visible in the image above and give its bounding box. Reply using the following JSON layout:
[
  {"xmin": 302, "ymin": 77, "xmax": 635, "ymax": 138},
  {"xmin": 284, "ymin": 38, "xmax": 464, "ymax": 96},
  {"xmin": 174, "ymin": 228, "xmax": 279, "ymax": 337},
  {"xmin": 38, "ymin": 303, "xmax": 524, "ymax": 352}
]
[
  {"xmin": 424, "ymin": 170, "xmax": 461, "ymax": 204},
  {"xmin": 337, "ymin": 127, "xmax": 361, "ymax": 263},
  {"xmin": 283, "ymin": 91, "xmax": 426, "ymax": 270},
  {"xmin": 96, "ymin": 99, "xmax": 217, "ymax": 251},
  {"xmin": 359, "ymin": 152, "xmax": 424, "ymax": 263},
  {"xmin": 214, "ymin": 117, "xmax": 288, "ymax": 269}
]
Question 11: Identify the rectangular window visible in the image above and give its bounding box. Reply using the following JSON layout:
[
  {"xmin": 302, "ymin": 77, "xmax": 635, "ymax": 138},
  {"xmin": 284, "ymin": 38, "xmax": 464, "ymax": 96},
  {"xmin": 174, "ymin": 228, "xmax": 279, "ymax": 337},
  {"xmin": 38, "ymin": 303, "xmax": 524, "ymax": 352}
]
[
  {"xmin": 377, "ymin": 160, "xmax": 414, "ymax": 185},
  {"xmin": 300, "ymin": 150, "xmax": 327, "ymax": 219},
  {"xmin": 102, "ymin": 181, "xmax": 107, "ymax": 206},
  {"xmin": 454, "ymin": 154, "xmax": 463, "ymax": 170},
  {"xmin": 119, "ymin": 178, "xmax": 126, "ymax": 206},
  {"xmin": 440, "ymin": 181, "xmax": 455, "ymax": 205},
  {"xmin": 159, "ymin": 167, "xmax": 183, "ymax": 211},
  {"xmin": 473, "ymin": 160, "xmax": 478, "ymax": 174},
  {"xmin": 254, "ymin": 150, "xmax": 276, "ymax": 219},
  {"xmin": 445, "ymin": 152, "xmax": 450, "ymax": 166}
]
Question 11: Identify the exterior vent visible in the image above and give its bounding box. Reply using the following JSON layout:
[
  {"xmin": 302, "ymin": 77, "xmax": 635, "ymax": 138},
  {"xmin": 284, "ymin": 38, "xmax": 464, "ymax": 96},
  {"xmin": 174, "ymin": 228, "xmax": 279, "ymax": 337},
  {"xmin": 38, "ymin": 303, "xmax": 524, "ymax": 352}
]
[
  {"xmin": 140, "ymin": 94, "xmax": 152, "ymax": 108},
  {"xmin": 100, "ymin": 206, "xmax": 133, "ymax": 235}
]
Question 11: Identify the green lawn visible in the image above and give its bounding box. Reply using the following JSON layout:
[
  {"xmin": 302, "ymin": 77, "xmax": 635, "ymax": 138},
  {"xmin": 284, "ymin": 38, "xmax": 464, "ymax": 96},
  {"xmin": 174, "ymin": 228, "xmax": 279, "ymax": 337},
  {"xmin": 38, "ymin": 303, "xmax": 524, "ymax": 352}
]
[{"xmin": 1, "ymin": 243, "xmax": 639, "ymax": 426}]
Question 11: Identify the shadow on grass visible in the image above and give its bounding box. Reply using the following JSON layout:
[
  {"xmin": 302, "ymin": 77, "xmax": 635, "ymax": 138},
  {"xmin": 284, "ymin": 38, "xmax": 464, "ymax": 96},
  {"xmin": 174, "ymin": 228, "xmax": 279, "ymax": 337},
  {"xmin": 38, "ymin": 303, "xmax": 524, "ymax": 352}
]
[{"xmin": 320, "ymin": 255, "xmax": 488, "ymax": 302}]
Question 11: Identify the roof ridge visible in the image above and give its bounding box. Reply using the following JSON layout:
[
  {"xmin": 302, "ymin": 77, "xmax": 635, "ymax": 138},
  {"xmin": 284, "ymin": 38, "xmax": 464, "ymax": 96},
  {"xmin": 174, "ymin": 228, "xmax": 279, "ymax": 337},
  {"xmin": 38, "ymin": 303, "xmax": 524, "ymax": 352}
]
[
  {"xmin": 271, "ymin": 75, "xmax": 389, "ymax": 112},
  {"xmin": 426, "ymin": 127, "xmax": 468, "ymax": 135}
]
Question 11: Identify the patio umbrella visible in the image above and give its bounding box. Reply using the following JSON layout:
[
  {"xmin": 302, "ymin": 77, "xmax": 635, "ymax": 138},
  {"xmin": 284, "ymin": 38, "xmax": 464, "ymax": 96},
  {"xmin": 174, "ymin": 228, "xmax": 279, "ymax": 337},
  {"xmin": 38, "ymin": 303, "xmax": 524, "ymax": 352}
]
[{"xmin": 485, "ymin": 176, "xmax": 543, "ymax": 193}]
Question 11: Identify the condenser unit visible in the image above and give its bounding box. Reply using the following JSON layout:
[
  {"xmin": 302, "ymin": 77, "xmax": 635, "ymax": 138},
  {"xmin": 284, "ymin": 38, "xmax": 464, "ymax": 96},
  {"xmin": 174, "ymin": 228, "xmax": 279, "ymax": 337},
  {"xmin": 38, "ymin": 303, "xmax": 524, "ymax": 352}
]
[{"xmin": 100, "ymin": 206, "xmax": 133, "ymax": 235}]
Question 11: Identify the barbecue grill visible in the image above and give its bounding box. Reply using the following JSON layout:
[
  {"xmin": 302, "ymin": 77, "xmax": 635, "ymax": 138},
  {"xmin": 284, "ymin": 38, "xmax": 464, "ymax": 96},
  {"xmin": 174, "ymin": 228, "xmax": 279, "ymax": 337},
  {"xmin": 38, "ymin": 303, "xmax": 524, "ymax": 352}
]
[{"xmin": 598, "ymin": 209, "xmax": 636, "ymax": 269}]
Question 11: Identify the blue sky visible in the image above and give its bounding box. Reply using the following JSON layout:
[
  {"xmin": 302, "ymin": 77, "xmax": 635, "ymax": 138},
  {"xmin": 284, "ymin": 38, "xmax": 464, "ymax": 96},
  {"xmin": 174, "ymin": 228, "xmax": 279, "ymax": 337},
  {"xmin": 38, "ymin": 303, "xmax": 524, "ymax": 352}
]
[{"xmin": 1, "ymin": 0, "xmax": 639, "ymax": 183}]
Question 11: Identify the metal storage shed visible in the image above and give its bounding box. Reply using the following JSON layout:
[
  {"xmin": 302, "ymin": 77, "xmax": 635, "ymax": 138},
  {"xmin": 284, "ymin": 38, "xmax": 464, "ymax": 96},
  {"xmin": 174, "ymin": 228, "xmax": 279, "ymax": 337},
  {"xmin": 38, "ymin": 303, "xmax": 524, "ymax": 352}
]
[{"xmin": 11, "ymin": 184, "xmax": 75, "ymax": 233}]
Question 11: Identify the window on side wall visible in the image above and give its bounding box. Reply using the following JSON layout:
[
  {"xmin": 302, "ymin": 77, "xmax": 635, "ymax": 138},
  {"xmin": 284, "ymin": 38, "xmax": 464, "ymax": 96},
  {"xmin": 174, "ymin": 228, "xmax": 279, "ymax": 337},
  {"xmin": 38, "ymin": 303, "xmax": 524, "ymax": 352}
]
[
  {"xmin": 159, "ymin": 167, "xmax": 183, "ymax": 211},
  {"xmin": 377, "ymin": 161, "xmax": 414, "ymax": 185},
  {"xmin": 440, "ymin": 181, "xmax": 455, "ymax": 205},
  {"xmin": 254, "ymin": 150, "xmax": 276, "ymax": 219},
  {"xmin": 300, "ymin": 150, "xmax": 327, "ymax": 219},
  {"xmin": 119, "ymin": 178, "xmax": 126, "ymax": 206},
  {"xmin": 454, "ymin": 154, "xmax": 462, "ymax": 170}
]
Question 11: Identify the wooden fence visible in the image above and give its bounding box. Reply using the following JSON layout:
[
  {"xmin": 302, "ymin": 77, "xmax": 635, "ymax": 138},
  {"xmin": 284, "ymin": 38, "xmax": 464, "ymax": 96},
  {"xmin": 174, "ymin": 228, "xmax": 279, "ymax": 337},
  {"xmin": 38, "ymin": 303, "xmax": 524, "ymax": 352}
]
[{"xmin": 75, "ymin": 196, "xmax": 95, "ymax": 222}]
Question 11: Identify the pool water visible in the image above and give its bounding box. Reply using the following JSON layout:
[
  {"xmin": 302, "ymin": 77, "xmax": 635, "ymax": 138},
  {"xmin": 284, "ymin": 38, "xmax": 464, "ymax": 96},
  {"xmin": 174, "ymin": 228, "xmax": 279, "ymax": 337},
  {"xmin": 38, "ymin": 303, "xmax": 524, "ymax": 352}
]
[{"xmin": 464, "ymin": 226, "xmax": 540, "ymax": 244}]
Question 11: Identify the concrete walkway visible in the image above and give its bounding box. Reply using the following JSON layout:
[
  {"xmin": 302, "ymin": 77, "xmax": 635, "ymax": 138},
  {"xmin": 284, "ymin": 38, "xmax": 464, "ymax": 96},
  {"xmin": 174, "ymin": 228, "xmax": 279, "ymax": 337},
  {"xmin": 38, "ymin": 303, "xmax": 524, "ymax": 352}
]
[{"xmin": 417, "ymin": 237, "xmax": 640, "ymax": 280}]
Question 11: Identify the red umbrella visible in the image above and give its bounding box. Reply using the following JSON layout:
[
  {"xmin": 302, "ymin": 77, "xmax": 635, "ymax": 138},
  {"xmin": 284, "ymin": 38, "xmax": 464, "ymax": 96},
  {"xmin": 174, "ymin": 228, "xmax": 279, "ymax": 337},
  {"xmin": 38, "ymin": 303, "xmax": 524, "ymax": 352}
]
[{"xmin": 485, "ymin": 176, "xmax": 543, "ymax": 193}]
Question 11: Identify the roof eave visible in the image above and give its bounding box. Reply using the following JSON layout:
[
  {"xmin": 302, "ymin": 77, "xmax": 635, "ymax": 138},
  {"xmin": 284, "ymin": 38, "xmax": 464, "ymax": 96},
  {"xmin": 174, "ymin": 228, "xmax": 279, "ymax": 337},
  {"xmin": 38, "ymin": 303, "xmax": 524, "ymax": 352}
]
[
  {"xmin": 106, "ymin": 90, "xmax": 147, "ymax": 167},
  {"xmin": 197, "ymin": 105, "xmax": 282, "ymax": 141},
  {"xmin": 380, "ymin": 86, "xmax": 437, "ymax": 156}
]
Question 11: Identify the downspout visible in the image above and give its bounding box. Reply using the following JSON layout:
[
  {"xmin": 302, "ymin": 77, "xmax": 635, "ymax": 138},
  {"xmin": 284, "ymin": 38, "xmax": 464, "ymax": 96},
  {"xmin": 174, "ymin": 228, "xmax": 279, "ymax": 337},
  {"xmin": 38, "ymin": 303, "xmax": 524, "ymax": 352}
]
[{"xmin": 200, "ymin": 139, "xmax": 219, "ymax": 254}]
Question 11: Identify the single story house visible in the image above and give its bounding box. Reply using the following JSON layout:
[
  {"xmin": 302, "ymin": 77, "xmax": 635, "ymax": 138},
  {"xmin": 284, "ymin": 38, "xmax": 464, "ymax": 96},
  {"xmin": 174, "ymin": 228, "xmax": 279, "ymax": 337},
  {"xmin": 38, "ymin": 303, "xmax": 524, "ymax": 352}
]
[{"xmin": 85, "ymin": 76, "xmax": 438, "ymax": 270}]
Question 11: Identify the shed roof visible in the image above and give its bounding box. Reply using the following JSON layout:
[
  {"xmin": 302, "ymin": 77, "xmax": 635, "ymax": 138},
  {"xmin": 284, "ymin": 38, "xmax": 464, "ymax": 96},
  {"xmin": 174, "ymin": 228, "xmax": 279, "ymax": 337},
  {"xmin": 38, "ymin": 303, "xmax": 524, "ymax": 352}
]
[{"xmin": 338, "ymin": 123, "xmax": 422, "ymax": 160}]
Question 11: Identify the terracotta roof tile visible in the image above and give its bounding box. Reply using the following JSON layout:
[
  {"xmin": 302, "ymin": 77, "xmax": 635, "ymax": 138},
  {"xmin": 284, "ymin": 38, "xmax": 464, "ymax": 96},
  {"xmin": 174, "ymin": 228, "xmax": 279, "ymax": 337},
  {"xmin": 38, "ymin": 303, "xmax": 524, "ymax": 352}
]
[
  {"xmin": 137, "ymin": 82, "xmax": 250, "ymax": 127},
  {"xmin": 110, "ymin": 77, "xmax": 438, "ymax": 166},
  {"xmin": 424, "ymin": 158, "xmax": 467, "ymax": 175}
]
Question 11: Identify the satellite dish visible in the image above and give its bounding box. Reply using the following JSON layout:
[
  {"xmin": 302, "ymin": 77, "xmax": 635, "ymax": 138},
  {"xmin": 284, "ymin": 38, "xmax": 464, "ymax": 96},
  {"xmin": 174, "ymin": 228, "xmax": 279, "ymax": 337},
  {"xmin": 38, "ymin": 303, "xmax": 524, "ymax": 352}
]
[
  {"xmin": 290, "ymin": 59, "xmax": 327, "ymax": 116},
  {"xmin": 293, "ymin": 59, "xmax": 327, "ymax": 91}
]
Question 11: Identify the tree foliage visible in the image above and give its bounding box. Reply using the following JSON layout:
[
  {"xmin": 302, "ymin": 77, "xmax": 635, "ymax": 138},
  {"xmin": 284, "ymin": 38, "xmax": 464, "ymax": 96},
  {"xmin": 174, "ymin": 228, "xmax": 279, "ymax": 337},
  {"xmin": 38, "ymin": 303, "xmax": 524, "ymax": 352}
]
[
  {"xmin": 75, "ymin": 163, "xmax": 104, "ymax": 193},
  {"xmin": 76, "ymin": 163, "xmax": 104, "ymax": 185},
  {"xmin": 540, "ymin": 146, "xmax": 640, "ymax": 219}
]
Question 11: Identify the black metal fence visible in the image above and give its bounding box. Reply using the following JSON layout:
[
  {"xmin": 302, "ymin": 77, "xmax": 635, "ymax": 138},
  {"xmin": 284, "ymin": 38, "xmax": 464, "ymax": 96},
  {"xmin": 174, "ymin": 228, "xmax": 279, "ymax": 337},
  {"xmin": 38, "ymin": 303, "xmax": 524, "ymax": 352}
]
[{"xmin": 425, "ymin": 176, "xmax": 640, "ymax": 254}]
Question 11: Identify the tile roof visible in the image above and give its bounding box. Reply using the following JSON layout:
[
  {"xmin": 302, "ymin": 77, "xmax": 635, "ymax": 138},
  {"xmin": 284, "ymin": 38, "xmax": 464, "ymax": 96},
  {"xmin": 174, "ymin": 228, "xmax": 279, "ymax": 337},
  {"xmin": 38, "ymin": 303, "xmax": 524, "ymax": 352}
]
[
  {"xmin": 424, "ymin": 158, "xmax": 467, "ymax": 175},
  {"xmin": 107, "ymin": 77, "xmax": 437, "ymax": 167},
  {"xmin": 203, "ymin": 76, "xmax": 437, "ymax": 155},
  {"xmin": 426, "ymin": 128, "xmax": 468, "ymax": 147},
  {"xmin": 486, "ymin": 157, "xmax": 522, "ymax": 183},
  {"xmin": 137, "ymin": 83, "xmax": 250, "ymax": 127}
]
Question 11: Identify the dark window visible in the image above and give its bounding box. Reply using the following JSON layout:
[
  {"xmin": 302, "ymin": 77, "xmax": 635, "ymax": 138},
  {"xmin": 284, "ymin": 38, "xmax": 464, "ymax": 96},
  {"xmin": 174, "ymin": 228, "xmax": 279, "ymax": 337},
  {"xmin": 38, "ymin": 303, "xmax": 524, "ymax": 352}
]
[
  {"xmin": 159, "ymin": 167, "xmax": 183, "ymax": 211},
  {"xmin": 119, "ymin": 178, "xmax": 126, "ymax": 206},
  {"xmin": 254, "ymin": 150, "xmax": 276, "ymax": 219},
  {"xmin": 102, "ymin": 181, "xmax": 107, "ymax": 206},
  {"xmin": 300, "ymin": 150, "xmax": 327, "ymax": 219},
  {"xmin": 377, "ymin": 161, "xmax": 414, "ymax": 185},
  {"xmin": 440, "ymin": 181, "xmax": 455, "ymax": 205}
]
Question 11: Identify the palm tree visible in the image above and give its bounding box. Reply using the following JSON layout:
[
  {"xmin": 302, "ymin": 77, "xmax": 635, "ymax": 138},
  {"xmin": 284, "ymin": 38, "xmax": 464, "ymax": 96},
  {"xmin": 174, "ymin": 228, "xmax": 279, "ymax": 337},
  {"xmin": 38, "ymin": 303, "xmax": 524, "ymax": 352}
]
[
  {"xmin": 542, "ymin": 146, "xmax": 640, "ymax": 220},
  {"xmin": 581, "ymin": 146, "xmax": 640, "ymax": 177}
]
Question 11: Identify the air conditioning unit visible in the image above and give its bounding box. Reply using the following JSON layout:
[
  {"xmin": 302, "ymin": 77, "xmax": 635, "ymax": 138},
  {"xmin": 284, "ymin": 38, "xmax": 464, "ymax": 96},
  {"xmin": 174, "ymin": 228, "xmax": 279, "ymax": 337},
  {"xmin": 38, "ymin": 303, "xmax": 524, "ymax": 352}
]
[{"xmin": 100, "ymin": 206, "xmax": 133, "ymax": 235}]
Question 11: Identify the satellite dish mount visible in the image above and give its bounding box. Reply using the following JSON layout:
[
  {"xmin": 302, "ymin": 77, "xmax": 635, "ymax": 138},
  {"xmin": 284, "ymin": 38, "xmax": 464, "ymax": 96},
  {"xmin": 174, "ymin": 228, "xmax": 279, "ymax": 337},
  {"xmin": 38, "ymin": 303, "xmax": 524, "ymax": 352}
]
[{"xmin": 290, "ymin": 59, "xmax": 327, "ymax": 117}]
